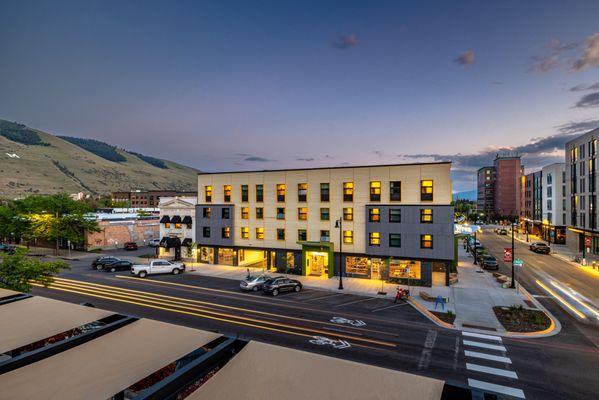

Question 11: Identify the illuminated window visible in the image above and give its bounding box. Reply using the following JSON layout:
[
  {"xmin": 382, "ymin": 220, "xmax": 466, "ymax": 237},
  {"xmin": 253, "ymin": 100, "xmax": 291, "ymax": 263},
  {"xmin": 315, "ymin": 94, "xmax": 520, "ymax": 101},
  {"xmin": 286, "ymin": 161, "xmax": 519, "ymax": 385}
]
[
  {"xmin": 241, "ymin": 185, "xmax": 249, "ymax": 202},
  {"xmin": 241, "ymin": 227, "xmax": 249, "ymax": 239},
  {"xmin": 298, "ymin": 183, "xmax": 308, "ymax": 202},
  {"xmin": 343, "ymin": 182, "xmax": 354, "ymax": 202},
  {"xmin": 421, "ymin": 180, "xmax": 433, "ymax": 201},
  {"xmin": 241, "ymin": 207, "xmax": 249, "ymax": 219},
  {"xmin": 256, "ymin": 184, "xmax": 264, "ymax": 202},
  {"xmin": 298, "ymin": 229, "xmax": 307, "ymax": 241},
  {"xmin": 277, "ymin": 228, "xmax": 285, "ymax": 240},
  {"xmin": 320, "ymin": 230, "xmax": 330, "ymax": 242},
  {"xmin": 343, "ymin": 230, "xmax": 353, "ymax": 244},
  {"xmin": 277, "ymin": 207, "xmax": 285, "ymax": 220},
  {"xmin": 174, "ymin": 223, "xmax": 182, "ymax": 229},
  {"xmin": 256, "ymin": 207, "xmax": 264, "ymax": 219},
  {"xmin": 369, "ymin": 208, "xmax": 380, "ymax": 222},
  {"xmin": 223, "ymin": 185, "xmax": 232, "ymax": 202},
  {"xmin": 164, "ymin": 223, "xmax": 171, "ymax": 228},
  {"xmin": 420, "ymin": 234, "xmax": 433, "ymax": 249},
  {"xmin": 320, "ymin": 183, "xmax": 330, "ymax": 202},
  {"xmin": 390, "ymin": 181, "xmax": 401, "ymax": 201},
  {"xmin": 222, "ymin": 227, "xmax": 230, "ymax": 239},
  {"xmin": 255, "ymin": 227, "xmax": 264, "ymax": 240},
  {"xmin": 389, "ymin": 233, "xmax": 401, "ymax": 247},
  {"xmin": 420, "ymin": 209, "xmax": 433, "ymax": 223},
  {"xmin": 320, "ymin": 208, "xmax": 330, "ymax": 220},
  {"xmin": 205, "ymin": 186, "xmax": 212, "ymax": 202},
  {"xmin": 369, "ymin": 232, "xmax": 381, "ymax": 246},
  {"xmin": 298, "ymin": 207, "xmax": 308, "ymax": 220},
  {"xmin": 277, "ymin": 184, "xmax": 286, "ymax": 202},
  {"xmin": 370, "ymin": 181, "xmax": 381, "ymax": 201},
  {"xmin": 343, "ymin": 207, "xmax": 353, "ymax": 221}
]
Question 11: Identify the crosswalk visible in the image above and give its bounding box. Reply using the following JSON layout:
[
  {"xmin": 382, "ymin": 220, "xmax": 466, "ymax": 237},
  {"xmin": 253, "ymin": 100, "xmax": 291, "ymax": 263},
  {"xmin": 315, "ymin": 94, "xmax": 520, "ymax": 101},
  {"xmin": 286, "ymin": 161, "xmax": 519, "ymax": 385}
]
[{"xmin": 461, "ymin": 331, "xmax": 525, "ymax": 399}]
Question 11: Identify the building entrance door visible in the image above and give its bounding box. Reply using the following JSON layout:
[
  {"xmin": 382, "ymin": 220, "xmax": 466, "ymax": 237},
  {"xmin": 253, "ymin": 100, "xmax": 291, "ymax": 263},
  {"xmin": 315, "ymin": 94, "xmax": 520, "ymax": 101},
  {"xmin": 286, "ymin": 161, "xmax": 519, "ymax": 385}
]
[{"xmin": 306, "ymin": 252, "xmax": 327, "ymax": 277}]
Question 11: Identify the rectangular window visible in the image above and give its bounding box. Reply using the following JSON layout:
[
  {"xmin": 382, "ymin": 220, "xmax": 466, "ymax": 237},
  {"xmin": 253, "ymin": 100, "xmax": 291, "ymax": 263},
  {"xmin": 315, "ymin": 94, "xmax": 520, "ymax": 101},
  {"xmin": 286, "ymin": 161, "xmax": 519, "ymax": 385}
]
[
  {"xmin": 222, "ymin": 227, "xmax": 230, "ymax": 239},
  {"xmin": 370, "ymin": 181, "xmax": 381, "ymax": 202},
  {"xmin": 202, "ymin": 227, "xmax": 210, "ymax": 238},
  {"xmin": 221, "ymin": 208, "xmax": 230, "ymax": 219},
  {"xmin": 241, "ymin": 207, "xmax": 249, "ymax": 219},
  {"xmin": 277, "ymin": 184, "xmax": 286, "ymax": 202},
  {"xmin": 241, "ymin": 227, "xmax": 249, "ymax": 239},
  {"xmin": 203, "ymin": 207, "xmax": 211, "ymax": 218},
  {"xmin": 421, "ymin": 180, "xmax": 433, "ymax": 201},
  {"xmin": 320, "ymin": 208, "xmax": 330, "ymax": 221},
  {"xmin": 277, "ymin": 207, "xmax": 285, "ymax": 220},
  {"xmin": 389, "ymin": 233, "xmax": 401, "ymax": 247},
  {"xmin": 420, "ymin": 209, "xmax": 433, "ymax": 223},
  {"xmin": 420, "ymin": 234, "xmax": 433, "ymax": 249},
  {"xmin": 369, "ymin": 232, "xmax": 381, "ymax": 246},
  {"xmin": 241, "ymin": 185, "xmax": 249, "ymax": 202},
  {"xmin": 205, "ymin": 186, "xmax": 212, "ymax": 202},
  {"xmin": 277, "ymin": 228, "xmax": 285, "ymax": 241},
  {"xmin": 343, "ymin": 207, "xmax": 353, "ymax": 221},
  {"xmin": 343, "ymin": 230, "xmax": 353, "ymax": 244},
  {"xmin": 256, "ymin": 184, "xmax": 264, "ymax": 202},
  {"xmin": 298, "ymin": 207, "xmax": 308, "ymax": 220},
  {"xmin": 369, "ymin": 208, "xmax": 380, "ymax": 222},
  {"xmin": 389, "ymin": 209, "xmax": 401, "ymax": 223},
  {"xmin": 174, "ymin": 223, "xmax": 182, "ymax": 229},
  {"xmin": 298, "ymin": 229, "xmax": 307, "ymax": 241},
  {"xmin": 255, "ymin": 227, "xmax": 264, "ymax": 240},
  {"xmin": 298, "ymin": 183, "xmax": 308, "ymax": 202},
  {"xmin": 320, "ymin": 183, "xmax": 330, "ymax": 202},
  {"xmin": 320, "ymin": 230, "xmax": 330, "ymax": 242},
  {"xmin": 390, "ymin": 181, "xmax": 401, "ymax": 201},
  {"xmin": 343, "ymin": 182, "xmax": 354, "ymax": 202},
  {"xmin": 223, "ymin": 185, "xmax": 232, "ymax": 202},
  {"xmin": 164, "ymin": 222, "xmax": 170, "ymax": 228},
  {"xmin": 256, "ymin": 207, "xmax": 264, "ymax": 219}
]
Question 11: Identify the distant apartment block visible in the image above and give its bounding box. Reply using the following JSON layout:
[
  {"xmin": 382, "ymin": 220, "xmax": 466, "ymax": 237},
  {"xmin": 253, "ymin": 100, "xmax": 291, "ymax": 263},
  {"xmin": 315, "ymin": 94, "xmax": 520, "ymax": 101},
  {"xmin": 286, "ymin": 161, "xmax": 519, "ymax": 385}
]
[
  {"xmin": 194, "ymin": 162, "xmax": 455, "ymax": 287},
  {"xmin": 541, "ymin": 163, "xmax": 566, "ymax": 244},
  {"xmin": 476, "ymin": 166, "xmax": 495, "ymax": 215},
  {"xmin": 476, "ymin": 154, "xmax": 522, "ymax": 219},
  {"xmin": 566, "ymin": 128, "xmax": 599, "ymax": 259},
  {"xmin": 112, "ymin": 190, "xmax": 197, "ymax": 207}
]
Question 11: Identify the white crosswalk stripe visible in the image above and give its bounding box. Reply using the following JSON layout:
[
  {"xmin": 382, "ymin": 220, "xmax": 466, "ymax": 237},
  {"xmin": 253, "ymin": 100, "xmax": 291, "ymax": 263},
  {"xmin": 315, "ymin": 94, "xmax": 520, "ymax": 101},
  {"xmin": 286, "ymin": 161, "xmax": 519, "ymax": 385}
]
[
  {"xmin": 463, "ymin": 340, "xmax": 506, "ymax": 352},
  {"xmin": 462, "ymin": 331, "xmax": 502, "ymax": 342},
  {"xmin": 468, "ymin": 379, "xmax": 526, "ymax": 399},
  {"xmin": 465, "ymin": 350, "xmax": 512, "ymax": 364},
  {"xmin": 466, "ymin": 363, "xmax": 518, "ymax": 379}
]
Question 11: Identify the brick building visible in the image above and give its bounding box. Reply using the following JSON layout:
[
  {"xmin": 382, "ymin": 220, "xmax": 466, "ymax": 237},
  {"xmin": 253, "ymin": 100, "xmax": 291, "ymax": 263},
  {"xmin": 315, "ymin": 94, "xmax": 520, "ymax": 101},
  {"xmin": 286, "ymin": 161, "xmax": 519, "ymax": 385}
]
[{"xmin": 111, "ymin": 190, "xmax": 197, "ymax": 207}]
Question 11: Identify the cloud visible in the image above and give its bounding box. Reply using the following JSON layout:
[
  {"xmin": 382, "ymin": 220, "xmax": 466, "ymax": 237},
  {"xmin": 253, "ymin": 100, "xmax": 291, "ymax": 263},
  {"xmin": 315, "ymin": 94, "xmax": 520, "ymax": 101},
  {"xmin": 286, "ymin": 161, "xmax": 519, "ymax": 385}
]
[
  {"xmin": 529, "ymin": 56, "xmax": 558, "ymax": 73},
  {"xmin": 545, "ymin": 38, "xmax": 579, "ymax": 52},
  {"xmin": 454, "ymin": 50, "xmax": 475, "ymax": 66},
  {"xmin": 575, "ymin": 92, "xmax": 599, "ymax": 108},
  {"xmin": 571, "ymin": 33, "xmax": 599, "ymax": 71},
  {"xmin": 243, "ymin": 156, "xmax": 276, "ymax": 162},
  {"xmin": 296, "ymin": 157, "xmax": 315, "ymax": 162},
  {"xmin": 529, "ymin": 37, "xmax": 579, "ymax": 73},
  {"xmin": 557, "ymin": 119, "xmax": 599, "ymax": 134},
  {"xmin": 333, "ymin": 35, "xmax": 358, "ymax": 50},
  {"xmin": 235, "ymin": 153, "xmax": 251, "ymax": 157},
  {"xmin": 570, "ymin": 82, "xmax": 599, "ymax": 92}
]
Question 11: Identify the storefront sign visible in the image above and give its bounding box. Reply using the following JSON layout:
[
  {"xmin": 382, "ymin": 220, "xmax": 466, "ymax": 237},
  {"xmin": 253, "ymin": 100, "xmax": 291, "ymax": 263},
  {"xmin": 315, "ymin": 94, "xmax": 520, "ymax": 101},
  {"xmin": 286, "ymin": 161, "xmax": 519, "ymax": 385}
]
[
  {"xmin": 585, "ymin": 236, "xmax": 592, "ymax": 247},
  {"xmin": 503, "ymin": 248, "xmax": 512, "ymax": 262}
]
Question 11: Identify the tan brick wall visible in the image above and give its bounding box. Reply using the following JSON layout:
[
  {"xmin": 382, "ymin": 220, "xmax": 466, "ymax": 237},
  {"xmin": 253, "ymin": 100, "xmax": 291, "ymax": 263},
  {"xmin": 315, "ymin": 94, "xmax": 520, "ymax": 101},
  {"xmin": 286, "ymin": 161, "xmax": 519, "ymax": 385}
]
[{"xmin": 85, "ymin": 219, "xmax": 160, "ymax": 250}]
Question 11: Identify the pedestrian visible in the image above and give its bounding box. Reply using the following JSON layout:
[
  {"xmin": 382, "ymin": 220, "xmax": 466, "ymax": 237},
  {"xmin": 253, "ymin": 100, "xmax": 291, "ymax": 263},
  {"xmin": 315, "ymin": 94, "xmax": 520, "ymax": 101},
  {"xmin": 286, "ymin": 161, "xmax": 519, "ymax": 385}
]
[{"xmin": 246, "ymin": 267, "xmax": 250, "ymax": 278}]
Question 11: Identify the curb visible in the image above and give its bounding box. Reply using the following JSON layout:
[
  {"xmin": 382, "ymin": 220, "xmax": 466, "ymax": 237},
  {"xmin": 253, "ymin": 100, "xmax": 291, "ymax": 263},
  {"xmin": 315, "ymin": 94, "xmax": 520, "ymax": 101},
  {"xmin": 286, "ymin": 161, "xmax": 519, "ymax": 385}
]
[{"xmin": 408, "ymin": 298, "xmax": 455, "ymax": 329}]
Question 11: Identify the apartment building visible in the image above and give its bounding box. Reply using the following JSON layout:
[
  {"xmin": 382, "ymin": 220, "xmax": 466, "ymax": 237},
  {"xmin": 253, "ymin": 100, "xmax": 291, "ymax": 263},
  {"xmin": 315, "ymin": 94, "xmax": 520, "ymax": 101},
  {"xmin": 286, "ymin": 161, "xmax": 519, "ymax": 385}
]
[
  {"xmin": 195, "ymin": 162, "xmax": 454, "ymax": 287},
  {"xmin": 476, "ymin": 155, "xmax": 522, "ymax": 220},
  {"xmin": 541, "ymin": 163, "xmax": 566, "ymax": 244},
  {"xmin": 566, "ymin": 128, "xmax": 599, "ymax": 259},
  {"xmin": 476, "ymin": 166, "xmax": 495, "ymax": 216},
  {"xmin": 158, "ymin": 196, "xmax": 197, "ymax": 260},
  {"xmin": 112, "ymin": 190, "xmax": 197, "ymax": 207}
]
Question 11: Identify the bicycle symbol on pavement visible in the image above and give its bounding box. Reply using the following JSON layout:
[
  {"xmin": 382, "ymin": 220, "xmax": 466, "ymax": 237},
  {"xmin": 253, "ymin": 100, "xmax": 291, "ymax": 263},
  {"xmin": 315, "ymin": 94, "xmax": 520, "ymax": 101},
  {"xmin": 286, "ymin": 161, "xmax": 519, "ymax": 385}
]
[
  {"xmin": 309, "ymin": 336, "xmax": 351, "ymax": 349},
  {"xmin": 330, "ymin": 316, "xmax": 366, "ymax": 327}
]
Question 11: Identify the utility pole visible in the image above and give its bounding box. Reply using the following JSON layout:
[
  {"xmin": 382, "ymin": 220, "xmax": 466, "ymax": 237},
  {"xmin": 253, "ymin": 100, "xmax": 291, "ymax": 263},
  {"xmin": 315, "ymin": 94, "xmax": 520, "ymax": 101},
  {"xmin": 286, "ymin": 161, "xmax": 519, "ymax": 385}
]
[
  {"xmin": 511, "ymin": 220, "xmax": 516, "ymax": 289},
  {"xmin": 335, "ymin": 218, "xmax": 344, "ymax": 290}
]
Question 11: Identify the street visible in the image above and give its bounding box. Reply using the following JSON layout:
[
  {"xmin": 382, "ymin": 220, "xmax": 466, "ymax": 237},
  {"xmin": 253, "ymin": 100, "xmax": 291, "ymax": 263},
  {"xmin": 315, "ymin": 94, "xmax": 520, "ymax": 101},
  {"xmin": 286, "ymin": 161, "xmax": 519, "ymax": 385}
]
[{"xmin": 30, "ymin": 247, "xmax": 599, "ymax": 400}]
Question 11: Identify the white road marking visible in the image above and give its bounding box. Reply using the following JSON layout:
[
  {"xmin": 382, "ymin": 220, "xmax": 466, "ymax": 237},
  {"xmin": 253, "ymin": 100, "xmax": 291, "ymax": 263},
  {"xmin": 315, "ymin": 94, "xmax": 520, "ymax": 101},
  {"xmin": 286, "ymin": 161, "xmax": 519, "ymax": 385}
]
[
  {"xmin": 462, "ymin": 331, "xmax": 502, "ymax": 342},
  {"xmin": 463, "ymin": 340, "xmax": 506, "ymax": 352},
  {"xmin": 334, "ymin": 296, "xmax": 379, "ymax": 307},
  {"xmin": 466, "ymin": 363, "xmax": 518, "ymax": 379},
  {"xmin": 468, "ymin": 379, "xmax": 525, "ymax": 399},
  {"xmin": 303, "ymin": 293, "xmax": 346, "ymax": 302},
  {"xmin": 371, "ymin": 302, "xmax": 408, "ymax": 312},
  {"xmin": 465, "ymin": 350, "xmax": 512, "ymax": 364}
]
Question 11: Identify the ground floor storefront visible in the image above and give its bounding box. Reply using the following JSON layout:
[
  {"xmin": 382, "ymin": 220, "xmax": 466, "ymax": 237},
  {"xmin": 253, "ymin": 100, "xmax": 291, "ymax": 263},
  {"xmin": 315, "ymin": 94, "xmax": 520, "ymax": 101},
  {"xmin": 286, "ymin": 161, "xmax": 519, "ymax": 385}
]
[
  {"xmin": 539, "ymin": 224, "xmax": 566, "ymax": 245},
  {"xmin": 194, "ymin": 243, "xmax": 450, "ymax": 287},
  {"xmin": 566, "ymin": 227, "xmax": 599, "ymax": 264}
]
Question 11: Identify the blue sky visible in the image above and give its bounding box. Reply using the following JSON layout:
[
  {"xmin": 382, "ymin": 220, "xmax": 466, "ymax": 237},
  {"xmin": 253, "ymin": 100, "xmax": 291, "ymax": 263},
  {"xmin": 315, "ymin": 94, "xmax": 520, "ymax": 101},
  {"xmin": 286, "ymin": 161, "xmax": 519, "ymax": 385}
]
[{"xmin": 1, "ymin": 0, "xmax": 598, "ymax": 192}]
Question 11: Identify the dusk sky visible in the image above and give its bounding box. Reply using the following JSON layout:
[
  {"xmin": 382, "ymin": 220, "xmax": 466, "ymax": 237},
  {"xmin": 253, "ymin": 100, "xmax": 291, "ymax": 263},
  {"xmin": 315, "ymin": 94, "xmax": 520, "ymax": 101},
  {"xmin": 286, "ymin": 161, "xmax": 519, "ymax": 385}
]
[{"xmin": 1, "ymin": 0, "xmax": 598, "ymax": 192}]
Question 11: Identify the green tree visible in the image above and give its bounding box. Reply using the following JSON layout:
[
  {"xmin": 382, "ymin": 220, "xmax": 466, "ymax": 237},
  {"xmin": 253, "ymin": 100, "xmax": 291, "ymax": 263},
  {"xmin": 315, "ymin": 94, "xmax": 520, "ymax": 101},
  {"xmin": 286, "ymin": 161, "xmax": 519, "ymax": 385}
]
[
  {"xmin": 186, "ymin": 242, "xmax": 197, "ymax": 259},
  {"xmin": 0, "ymin": 247, "xmax": 68, "ymax": 292}
]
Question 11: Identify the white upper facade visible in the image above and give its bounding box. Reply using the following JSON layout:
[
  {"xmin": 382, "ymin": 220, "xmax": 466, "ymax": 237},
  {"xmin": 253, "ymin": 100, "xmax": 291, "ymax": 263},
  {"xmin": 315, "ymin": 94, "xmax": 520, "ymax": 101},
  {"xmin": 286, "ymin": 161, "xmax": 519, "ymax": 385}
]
[
  {"xmin": 541, "ymin": 163, "xmax": 566, "ymax": 226},
  {"xmin": 159, "ymin": 196, "xmax": 198, "ymax": 241}
]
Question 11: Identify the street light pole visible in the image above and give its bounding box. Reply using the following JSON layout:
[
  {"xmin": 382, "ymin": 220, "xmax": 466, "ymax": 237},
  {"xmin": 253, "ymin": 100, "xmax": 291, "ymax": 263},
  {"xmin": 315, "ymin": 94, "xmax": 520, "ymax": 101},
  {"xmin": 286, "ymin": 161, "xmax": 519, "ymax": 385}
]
[
  {"xmin": 335, "ymin": 218, "xmax": 344, "ymax": 290},
  {"xmin": 473, "ymin": 230, "xmax": 478, "ymax": 265},
  {"xmin": 510, "ymin": 220, "xmax": 516, "ymax": 289}
]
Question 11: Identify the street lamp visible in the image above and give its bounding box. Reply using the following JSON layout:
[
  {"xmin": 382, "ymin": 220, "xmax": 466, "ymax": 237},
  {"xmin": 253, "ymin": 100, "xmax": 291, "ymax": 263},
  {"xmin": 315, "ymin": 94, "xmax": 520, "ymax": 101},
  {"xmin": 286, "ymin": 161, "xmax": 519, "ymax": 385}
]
[
  {"xmin": 510, "ymin": 219, "xmax": 515, "ymax": 289},
  {"xmin": 335, "ymin": 218, "xmax": 344, "ymax": 290},
  {"xmin": 473, "ymin": 229, "xmax": 478, "ymax": 265}
]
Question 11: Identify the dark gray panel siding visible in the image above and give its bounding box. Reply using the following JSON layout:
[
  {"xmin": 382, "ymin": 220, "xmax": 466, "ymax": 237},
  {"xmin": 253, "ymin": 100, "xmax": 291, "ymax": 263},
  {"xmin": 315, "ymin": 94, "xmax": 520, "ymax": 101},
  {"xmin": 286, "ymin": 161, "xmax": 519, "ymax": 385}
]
[
  {"xmin": 365, "ymin": 205, "xmax": 454, "ymax": 261},
  {"xmin": 195, "ymin": 204, "xmax": 234, "ymax": 247}
]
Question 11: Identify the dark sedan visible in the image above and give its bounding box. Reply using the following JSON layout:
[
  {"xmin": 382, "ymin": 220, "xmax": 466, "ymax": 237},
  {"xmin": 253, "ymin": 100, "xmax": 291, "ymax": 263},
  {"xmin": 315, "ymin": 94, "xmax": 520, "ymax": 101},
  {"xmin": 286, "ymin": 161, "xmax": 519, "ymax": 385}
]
[
  {"xmin": 103, "ymin": 260, "xmax": 133, "ymax": 273},
  {"xmin": 481, "ymin": 255, "xmax": 499, "ymax": 270},
  {"xmin": 530, "ymin": 242, "xmax": 550, "ymax": 254},
  {"xmin": 91, "ymin": 256, "xmax": 121, "ymax": 270},
  {"xmin": 124, "ymin": 242, "xmax": 138, "ymax": 251},
  {"xmin": 262, "ymin": 277, "xmax": 302, "ymax": 296}
]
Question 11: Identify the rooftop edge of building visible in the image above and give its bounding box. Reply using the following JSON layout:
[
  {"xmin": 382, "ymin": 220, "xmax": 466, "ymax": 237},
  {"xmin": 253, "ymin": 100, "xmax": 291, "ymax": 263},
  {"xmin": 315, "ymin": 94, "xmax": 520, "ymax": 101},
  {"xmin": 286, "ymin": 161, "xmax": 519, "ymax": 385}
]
[{"xmin": 565, "ymin": 127, "xmax": 599, "ymax": 146}]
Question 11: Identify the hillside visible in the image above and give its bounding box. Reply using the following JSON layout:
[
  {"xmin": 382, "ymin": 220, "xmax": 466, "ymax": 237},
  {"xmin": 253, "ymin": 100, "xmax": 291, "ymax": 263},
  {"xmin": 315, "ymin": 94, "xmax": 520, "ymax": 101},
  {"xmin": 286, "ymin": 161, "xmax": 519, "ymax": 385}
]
[{"xmin": 0, "ymin": 119, "xmax": 199, "ymax": 196}]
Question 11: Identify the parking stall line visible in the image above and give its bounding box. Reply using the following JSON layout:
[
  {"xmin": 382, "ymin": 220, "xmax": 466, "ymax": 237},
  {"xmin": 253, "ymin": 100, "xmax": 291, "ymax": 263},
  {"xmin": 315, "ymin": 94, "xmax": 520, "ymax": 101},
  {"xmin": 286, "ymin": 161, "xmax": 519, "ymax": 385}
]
[
  {"xmin": 371, "ymin": 302, "xmax": 408, "ymax": 312},
  {"xmin": 466, "ymin": 363, "xmax": 518, "ymax": 379},
  {"xmin": 334, "ymin": 297, "xmax": 380, "ymax": 307}
]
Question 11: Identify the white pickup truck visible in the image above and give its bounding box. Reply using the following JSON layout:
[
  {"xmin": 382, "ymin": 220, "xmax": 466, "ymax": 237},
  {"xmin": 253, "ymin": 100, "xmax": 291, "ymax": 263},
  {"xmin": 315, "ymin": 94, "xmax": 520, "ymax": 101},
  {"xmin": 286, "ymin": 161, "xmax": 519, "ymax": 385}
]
[{"xmin": 131, "ymin": 260, "xmax": 185, "ymax": 278}]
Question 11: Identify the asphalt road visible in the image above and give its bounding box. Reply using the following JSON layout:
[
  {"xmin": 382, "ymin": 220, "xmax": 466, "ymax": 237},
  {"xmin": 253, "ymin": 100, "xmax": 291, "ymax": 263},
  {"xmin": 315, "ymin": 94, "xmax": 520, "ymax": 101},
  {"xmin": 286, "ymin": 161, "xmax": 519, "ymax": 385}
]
[{"xmin": 29, "ymin": 248, "xmax": 599, "ymax": 400}]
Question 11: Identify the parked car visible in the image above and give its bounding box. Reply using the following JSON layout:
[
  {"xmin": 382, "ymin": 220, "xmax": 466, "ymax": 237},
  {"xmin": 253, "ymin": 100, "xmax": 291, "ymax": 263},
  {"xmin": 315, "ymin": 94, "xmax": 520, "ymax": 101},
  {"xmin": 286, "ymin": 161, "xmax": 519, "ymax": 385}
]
[
  {"xmin": 481, "ymin": 255, "xmax": 499, "ymax": 270},
  {"xmin": 104, "ymin": 260, "xmax": 133, "ymax": 273},
  {"xmin": 262, "ymin": 277, "xmax": 302, "ymax": 296},
  {"xmin": 91, "ymin": 256, "xmax": 121, "ymax": 270},
  {"xmin": 0, "ymin": 243, "xmax": 16, "ymax": 254},
  {"xmin": 124, "ymin": 242, "xmax": 138, "ymax": 251},
  {"xmin": 530, "ymin": 242, "xmax": 550, "ymax": 254},
  {"xmin": 498, "ymin": 229, "xmax": 508, "ymax": 235},
  {"xmin": 148, "ymin": 238, "xmax": 161, "ymax": 247},
  {"xmin": 131, "ymin": 260, "xmax": 185, "ymax": 278},
  {"xmin": 240, "ymin": 275, "xmax": 271, "ymax": 292}
]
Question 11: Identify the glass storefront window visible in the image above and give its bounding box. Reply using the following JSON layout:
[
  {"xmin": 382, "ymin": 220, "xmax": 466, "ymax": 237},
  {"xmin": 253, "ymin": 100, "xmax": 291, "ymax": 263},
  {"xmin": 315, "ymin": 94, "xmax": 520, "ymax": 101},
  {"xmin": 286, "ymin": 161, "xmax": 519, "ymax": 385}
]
[
  {"xmin": 218, "ymin": 248, "xmax": 236, "ymax": 265},
  {"xmin": 389, "ymin": 259, "xmax": 421, "ymax": 279},
  {"xmin": 345, "ymin": 256, "xmax": 370, "ymax": 278},
  {"xmin": 200, "ymin": 247, "xmax": 214, "ymax": 263}
]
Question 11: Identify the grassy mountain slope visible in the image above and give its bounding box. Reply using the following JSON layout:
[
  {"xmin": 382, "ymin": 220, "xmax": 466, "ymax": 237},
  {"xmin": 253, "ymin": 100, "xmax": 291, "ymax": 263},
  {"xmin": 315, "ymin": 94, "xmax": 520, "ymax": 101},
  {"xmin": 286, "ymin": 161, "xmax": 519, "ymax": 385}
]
[{"xmin": 0, "ymin": 120, "xmax": 199, "ymax": 196}]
